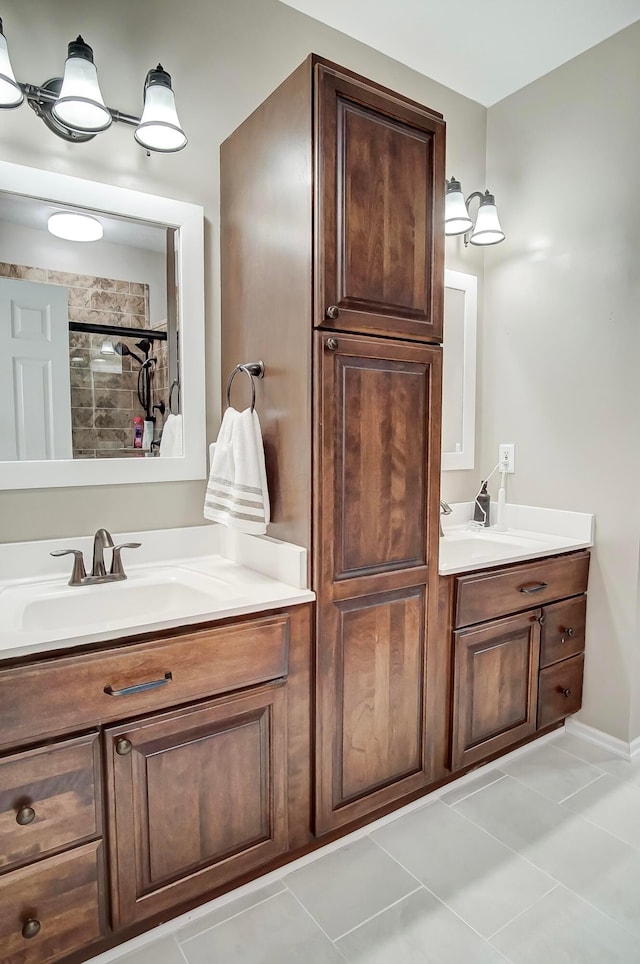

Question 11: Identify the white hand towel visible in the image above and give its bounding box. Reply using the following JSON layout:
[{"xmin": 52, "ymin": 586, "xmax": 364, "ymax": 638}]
[
  {"xmin": 204, "ymin": 407, "xmax": 270, "ymax": 533},
  {"xmin": 159, "ymin": 413, "xmax": 183, "ymax": 457}
]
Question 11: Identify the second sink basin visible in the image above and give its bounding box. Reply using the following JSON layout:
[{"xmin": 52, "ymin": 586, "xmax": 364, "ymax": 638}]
[
  {"xmin": 439, "ymin": 526, "xmax": 574, "ymax": 575},
  {"xmin": 1, "ymin": 566, "xmax": 246, "ymax": 638}
]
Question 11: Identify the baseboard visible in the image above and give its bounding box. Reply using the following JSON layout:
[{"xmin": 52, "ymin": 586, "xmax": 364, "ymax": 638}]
[{"xmin": 565, "ymin": 718, "xmax": 640, "ymax": 760}]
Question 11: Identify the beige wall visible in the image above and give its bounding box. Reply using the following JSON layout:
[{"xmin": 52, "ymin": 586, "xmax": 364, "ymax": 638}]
[
  {"xmin": 0, "ymin": 0, "xmax": 485, "ymax": 541},
  {"xmin": 484, "ymin": 22, "xmax": 640, "ymax": 742}
]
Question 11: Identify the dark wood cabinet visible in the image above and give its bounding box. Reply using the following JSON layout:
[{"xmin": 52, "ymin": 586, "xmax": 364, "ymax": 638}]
[
  {"xmin": 314, "ymin": 331, "xmax": 443, "ymax": 831},
  {"xmin": 106, "ymin": 683, "xmax": 288, "ymax": 927},
  {"xmin": 221, "ymin": 55, "xmax": 446, "ymax": 836},
  {"xmin": 0, "ymin": 603, "xmax": 312, "ymax": 963},
  {"xmin": 315, "ymin": 64, "xmax": 445, "ymax": 341},
  {"xmin": 448, "ymin": 551, "xmax": 590, "ymax": 772},
  {"xmin": 451, "ymin": 611, "xmax": 541, "ymax": 770}
]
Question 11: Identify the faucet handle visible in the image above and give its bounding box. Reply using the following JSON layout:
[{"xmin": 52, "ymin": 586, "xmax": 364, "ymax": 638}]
[
  {"xmin": 110, "ymin": 543, "xmax": 141, "ymax": 578},
  {"xmin": 50, "ymin": 549, "xmax": 87, "ymax": 586}
]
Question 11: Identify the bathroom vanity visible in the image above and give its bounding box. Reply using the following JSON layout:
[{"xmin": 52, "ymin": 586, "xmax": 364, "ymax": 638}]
[{"xmin": 0, "ymin": 518, "xmax": 593, "ymax": 964}]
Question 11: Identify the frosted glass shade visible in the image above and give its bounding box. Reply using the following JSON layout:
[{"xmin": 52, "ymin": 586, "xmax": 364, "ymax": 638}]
[
  {"xmin": 445, "ymin": 179, "xmax": 472, "ymax": 236},
  {"xmin": 0, "ymin": 22, "xmax": 23, "ymax": 108},
  {"xmin": 52, "ymin": 38, "xmax": 111, "ymax": 133},
  {"xmin": 470, "ymin": 193, "xmax": 505, "ymax": 246},
  {"xmin": 48, "ymin": 212, "xmax": 103, "ymax": 242},
  {"xmin": 135, "ymin": 67, "xmax": 187, "ymax": 153}
]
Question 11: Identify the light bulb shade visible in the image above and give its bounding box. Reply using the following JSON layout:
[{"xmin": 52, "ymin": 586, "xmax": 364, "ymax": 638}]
[
  {"xmin": 445, "ymin": 178, "xmax": 472, "ymax": 236},
  {"xmin": 135, "ymin": 65, "xmax": 187, "ymax": 153},
  {"xmin": 52, "ymin": 36, "xmax": 111, "ymax": 133},
  {"xmin": 0, "ymin": 19, "xmax": 23, "ymax": 108},
  {"xmin": 469, "ymin": 192, "xmax": 505, "ymax": 246},
  {"xmin": 48, "ymin": 212, "xmax": 104, "ymax": 242}
]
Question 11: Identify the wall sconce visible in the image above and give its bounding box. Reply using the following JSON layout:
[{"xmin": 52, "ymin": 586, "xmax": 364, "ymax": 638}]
[
  {"xmin": 445, "ymin": 177, "xmax": 505, "ymax": 246},
  {"xmin": 0, "ymin": 19, "xmax": 187, "ymax": 153}
]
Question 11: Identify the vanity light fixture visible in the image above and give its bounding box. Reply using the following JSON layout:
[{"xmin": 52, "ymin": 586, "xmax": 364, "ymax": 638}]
[
  {"xmin": 445, "ymin": 177, "xmax": 505, "ymax": 246},
  {"xmin": 0, "ymin": 19, "xmax": 187, "ymax": 153},
  {"xmin": 48, "ymin": 211, "xmax": 104, "ymax": 242}
]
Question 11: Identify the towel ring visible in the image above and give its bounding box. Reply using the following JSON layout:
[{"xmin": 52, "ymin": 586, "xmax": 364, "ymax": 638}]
[
  {"xmin": 169, "ymin": 379, "xmax": 180, "ymax": 415},
  {"xmin": 226, "ymin": 361, "xmax": 265, "ymax": 412}
]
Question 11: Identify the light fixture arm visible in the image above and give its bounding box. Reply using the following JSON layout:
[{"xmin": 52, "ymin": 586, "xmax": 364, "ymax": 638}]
[
  {"xmin": 0, "ymin": 19, "xmax": 186, "ymax": 152},
  {"xmin": 463, "ymin": 192, "xmax": 485, "ymax": 247},
  {"xmin": 21, "ymin": 79, "xmax": 141, "ymax": 142}
]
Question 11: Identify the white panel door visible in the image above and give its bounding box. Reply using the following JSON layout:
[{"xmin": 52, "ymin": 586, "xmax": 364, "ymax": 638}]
[{"xmin": 0, "ymin": 278, "xmax": 72, "ymax": 460}]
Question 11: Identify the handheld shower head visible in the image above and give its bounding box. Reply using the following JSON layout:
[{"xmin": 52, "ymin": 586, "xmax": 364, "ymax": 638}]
[{"xmin": 114, "ymin": 342, "xmax": 144, "ymax": 366}]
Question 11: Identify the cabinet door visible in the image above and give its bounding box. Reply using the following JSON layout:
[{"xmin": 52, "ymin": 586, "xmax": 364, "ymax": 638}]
[
  {"xmin": 315, "ymin": 64, "xmax": 445, "ymax": 342},
  {"xmin": 314, "ymin": 332, "xmax": 443, "ymax": 833},
  {"xmin": 451, "ymin": 611, "xmax": 541, "ymax": 770},
  {"xmin": 105, "ymin": 683, "xmax": 288, "ymax": 928}
]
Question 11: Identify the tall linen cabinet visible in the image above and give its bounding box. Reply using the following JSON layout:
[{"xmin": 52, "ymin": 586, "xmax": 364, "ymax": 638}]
[{"xmin": 221, "ymin": 55, "xmax": 447, "ymax": 835}]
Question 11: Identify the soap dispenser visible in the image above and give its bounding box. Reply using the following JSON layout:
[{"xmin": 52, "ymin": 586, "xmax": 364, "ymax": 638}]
[{"xmin": 474, "ymin": 481, "xmax": 491, "ymax": 527}]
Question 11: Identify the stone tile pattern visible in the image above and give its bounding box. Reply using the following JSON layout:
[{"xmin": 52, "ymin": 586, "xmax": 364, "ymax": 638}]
[
  {"xmin": 0, "ymin": 262, "xmax": 167, "ymax": 458},
  {"xmin": 106, "ymin": 733, "xmax": 640, "ymax": 964}
]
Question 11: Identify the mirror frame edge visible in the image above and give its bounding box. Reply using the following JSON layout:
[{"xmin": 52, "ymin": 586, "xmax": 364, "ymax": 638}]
[{"xmin": 441, "ymin": 268, "xmax": 477, "ymax": 472}]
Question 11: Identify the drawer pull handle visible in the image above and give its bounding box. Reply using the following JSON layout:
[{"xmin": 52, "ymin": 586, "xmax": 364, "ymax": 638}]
[
  {"xmin": 16, "ymin": 805, "xmax": 36, "ymax": 826},
  {"xmin": 560, "ymin": 627, "xmax": 575, "ymax": 643},
  {"xmin": 518, "ymin": 582, "xmax": 548, "ymax": 594},
  {"xmin": 104, "ymin": 672, "xmax": 172, "ymax": 697},
  {"xmin": 115, "ymin": 738, "xmax": 133, "ymax": 756},
  {"xmin": 562, "ymin": 688, "xmax": 572, "ymax": 698},
  {"xmin": 22, "ymin": 919, "xmax": 41, "ymax": 940}
]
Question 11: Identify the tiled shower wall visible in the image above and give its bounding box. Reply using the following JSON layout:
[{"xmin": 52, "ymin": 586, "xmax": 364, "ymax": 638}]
[{"xmin": 0, "ymin": 262, "xmax": 168, "ymax": 458}]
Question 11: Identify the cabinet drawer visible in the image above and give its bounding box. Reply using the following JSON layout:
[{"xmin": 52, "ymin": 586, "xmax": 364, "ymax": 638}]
[
  {"xmin": 540, "ymin": 597, "xmax": 586, "ymax": 668},
  {"xmin": 0, "ymin": 612, "xmax": 291, "ymax": 751},
  {"xmin": 0, "ymin": 840, "xmax": 104, "ymax": 964},
  {"xmin": 455, "ymin": 552, "xmax": 590, "ymax": 628},
  {"xmin": 0, "ymin": 733, "xmax": 101, "ymax": 874},
  {"xmin": 538, "ymin": 653, "xmax": 584, "ymax": 729}
]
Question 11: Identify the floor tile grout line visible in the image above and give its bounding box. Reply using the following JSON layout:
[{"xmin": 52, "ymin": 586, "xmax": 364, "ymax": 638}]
[
  {"xmin": 529, "ymin": 876, "xmax": 640, "ymax": 943},
  {"xmin": 172, "ymin": 933, "xmax": 190, "ymax": 964},
  {"xmin": 283, "ymin": 882, "xmax": 353, "ymax": 947},
  {"xmin": 544, "ymin": 739, "xmax": 613, "ymax": 771},
  {"xmin": 448, "ymin": 771, "xmax": 640, "ymax": 872},
  {"xmin": 369, "ymin": 830, "xmax": 552, "ymax": 950},
  {"xmin": 555, "ymin": 770, "xmax": 607, "ymax": 803},
  {"xmin": 177, "ymin": 889, "xmax": 286, "ymax": 946},
  {"xmin": 328, "ymin": 884, "xmax": 424, "ymax": 943},
  {"xmin": 503, "ymin": 767, "xmax": 606, "ymax": 805},
  {"xmin": 440, "ymin": 770, "xmax": 508, "ymax": 807},
  {"xmin": 484, "ymin": 882, "xmax": 560, "ymax": 941}
]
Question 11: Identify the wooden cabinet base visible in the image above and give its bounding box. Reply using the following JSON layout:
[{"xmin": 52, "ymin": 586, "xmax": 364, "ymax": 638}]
[{"xmin": 0, "ymin": 841, "xmax": 105, "ymax": 964}]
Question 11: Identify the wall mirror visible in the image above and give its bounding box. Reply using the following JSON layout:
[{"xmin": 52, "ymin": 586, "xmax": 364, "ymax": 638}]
[
  {"xmin": 441, "ymin": 268, "xmax": 477, "ymax": 471},
  {"xmin": 0, "ymin": 161, "xmax": 205, "ymax": 489}
]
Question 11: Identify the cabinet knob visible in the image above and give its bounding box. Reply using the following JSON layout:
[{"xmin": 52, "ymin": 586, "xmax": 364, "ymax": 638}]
[
  {"xmin": 560, "ymin": 627, "xmax": 575, "ymax": 643},
  {"xmin": 22, "ymin": 919, "xmax": 41, "ymax": 940},
  {"xmin": 561, "ymin": 688, "xmax": 572, "ymax": 698},
  {"xmin": 326, "ymin": 337, "xmax": 339, "ymax": 351},
  {"xmin": 326, "ymin": 305, "xmax": 340, "ymax": 320},
  {"xmin": 16, "ymin": 805, "xmax": 36, "ymax": 826},
  {"xmin": 536, "ymin": 614, "xmax": 546, "ymax": 626},
  {"xmin": 115, "ymin": 738, "xmax": 133, "ymax": 756}
]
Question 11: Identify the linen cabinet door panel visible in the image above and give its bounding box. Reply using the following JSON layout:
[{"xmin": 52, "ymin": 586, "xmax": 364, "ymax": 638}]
[
  {"xmin": 451, "ymin": 612, "xmax": 541, "ymax": 770},
  {"xmin": 315, "ymin": 64, "xmax": 445, "ymax": 341},
  {"xmin": 316, "ymin": 331, "xmax": 442, "ymax": 583},
  {"xmin": 316, "ymin": 586, "xmax": 429, "ymax": 833},
  {"xmin": 106, "ymin": 684, "xmax": 288, "ymax": 928}
]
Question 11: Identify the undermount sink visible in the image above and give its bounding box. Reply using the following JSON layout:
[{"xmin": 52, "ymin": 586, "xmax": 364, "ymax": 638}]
[
  {"xmin": 439, "ymin": 526, "xmax": 574, "ymax": 575},
  {"xmin": 0, "ymin": 566, "xmax": 246, "ymax": 637}
]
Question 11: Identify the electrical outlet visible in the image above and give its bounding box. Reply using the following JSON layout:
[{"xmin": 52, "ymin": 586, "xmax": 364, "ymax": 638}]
[{"xmin": 498, "ymin": 443, "xmax": 515, "ymax": 474}]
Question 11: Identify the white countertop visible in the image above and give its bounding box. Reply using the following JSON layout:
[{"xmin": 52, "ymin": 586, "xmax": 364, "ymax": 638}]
[
  {"xmin": 0, "ymin": 525, "xmax": 315, "ymax": 660},
  {"xmin": 439, "ymin": 502, "xmax": 594, "ymax": 576}
]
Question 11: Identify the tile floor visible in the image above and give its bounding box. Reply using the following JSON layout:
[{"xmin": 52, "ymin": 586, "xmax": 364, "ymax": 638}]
[{"xmin": 94, "ymin": 731, "xmax": 640, "ymax": 964}]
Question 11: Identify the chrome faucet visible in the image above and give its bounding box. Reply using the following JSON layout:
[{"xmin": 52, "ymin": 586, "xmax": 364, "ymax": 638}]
[
  {"xmin": 51, "ymin": 529, "xmax": 141, "ymax": 586},
  {"xmin": 439, "ymin": 500, "xmax": 452, "ymax": 537}
]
